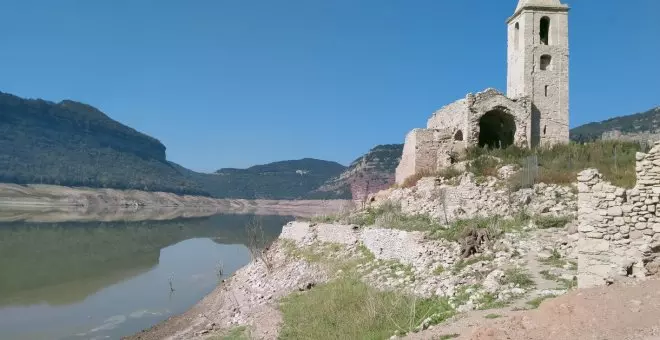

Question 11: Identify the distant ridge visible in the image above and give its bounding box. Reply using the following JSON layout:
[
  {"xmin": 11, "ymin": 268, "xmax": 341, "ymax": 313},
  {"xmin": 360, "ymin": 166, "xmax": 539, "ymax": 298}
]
[{"xmin": 570, "ymin": 106, "xmax": 660, "ymax": 144}]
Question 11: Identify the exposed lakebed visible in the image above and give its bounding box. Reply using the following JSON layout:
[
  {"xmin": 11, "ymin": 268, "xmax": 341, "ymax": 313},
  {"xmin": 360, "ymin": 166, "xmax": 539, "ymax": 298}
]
[{"xmin": 0, "ymin": 213, "xmax": 292, "ymax": 340}]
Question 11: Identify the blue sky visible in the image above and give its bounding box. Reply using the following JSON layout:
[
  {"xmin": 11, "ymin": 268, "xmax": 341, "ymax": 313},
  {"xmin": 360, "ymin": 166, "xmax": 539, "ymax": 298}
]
[{"xmin": 1, "ymin": 0, "xmax": 658, "ymax": 172}]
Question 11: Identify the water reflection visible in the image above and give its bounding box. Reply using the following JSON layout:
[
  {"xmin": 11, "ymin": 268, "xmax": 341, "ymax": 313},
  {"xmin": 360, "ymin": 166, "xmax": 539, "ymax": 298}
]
[{"xmin": 0, "ymin": 214, "xmax": 292, "ymax": 340}]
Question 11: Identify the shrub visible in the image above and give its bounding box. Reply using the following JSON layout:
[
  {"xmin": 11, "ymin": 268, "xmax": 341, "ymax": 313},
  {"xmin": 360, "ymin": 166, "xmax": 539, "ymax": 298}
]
[
  {"xmin": 534, "ymin": 215, "xmax": 573, "ymax": 229},
  {"xmin": 466, "ymin": 156, "xmax": 500, "ymax": 178}
]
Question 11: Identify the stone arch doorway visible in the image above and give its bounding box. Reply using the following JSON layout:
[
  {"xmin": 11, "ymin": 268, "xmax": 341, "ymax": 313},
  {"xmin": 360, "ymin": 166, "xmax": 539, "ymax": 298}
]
[{"xmin": 478, "ymin": 109, "xmax": 516, "ymax": 148}]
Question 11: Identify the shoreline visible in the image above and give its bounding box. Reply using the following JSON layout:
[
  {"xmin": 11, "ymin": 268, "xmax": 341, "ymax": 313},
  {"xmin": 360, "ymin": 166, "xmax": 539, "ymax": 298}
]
[{"xmin": 0, "ymin": 183, "xmax": 352, "ymax": 222}]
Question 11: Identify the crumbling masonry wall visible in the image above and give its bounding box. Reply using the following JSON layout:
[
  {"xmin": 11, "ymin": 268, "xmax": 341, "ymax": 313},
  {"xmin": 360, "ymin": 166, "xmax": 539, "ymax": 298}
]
[
  {"xmin": 395, "ymin": 129, "xmax": 462, "ymax": 185},
  {"xmin": 395, "ymin": 89, "xmax": 532, "ymax": 185},
  {"xmin": 577, "ymin": 143, "xmax": 660, "ymax": 288}
]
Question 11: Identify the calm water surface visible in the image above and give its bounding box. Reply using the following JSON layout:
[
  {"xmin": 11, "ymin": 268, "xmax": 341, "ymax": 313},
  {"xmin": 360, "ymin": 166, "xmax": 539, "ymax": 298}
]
[{"xmin": 0, "ymin": 214, "xmax": 292, "ymax": 340}]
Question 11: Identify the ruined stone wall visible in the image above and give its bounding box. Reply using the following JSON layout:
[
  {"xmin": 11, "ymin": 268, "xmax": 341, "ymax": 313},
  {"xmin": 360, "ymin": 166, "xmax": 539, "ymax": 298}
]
[
  {"xmin": 395, "ymin": 129, "xmax": 462, "ymax": 185},
  {"xmin": 426, "ymin": 99, "xmax": 469, "ymax": 142},
  {"xmin": 385, "ymin": 174, "xmax": 576, "ymax": 223},
  {"xmin": 464, "ymin": 89, "xmax": 532, "ymax": 148},
  {"xmin": 426, "ymin": 89, "xmax": 531, "ymax": 149},
  {"xmin": 395, "ymin": 89, "xmax": 533, "ymax": 185},
  {"xmin": 577, "ymin": 145, "xmax": 660, "ymax": 288}
]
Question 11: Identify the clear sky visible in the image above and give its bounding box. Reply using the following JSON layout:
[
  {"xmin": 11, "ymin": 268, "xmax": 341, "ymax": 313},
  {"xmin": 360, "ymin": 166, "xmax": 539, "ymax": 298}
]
[{"xmin": 1, "ymin": 0, "xmax": 658, "ymax": 172}]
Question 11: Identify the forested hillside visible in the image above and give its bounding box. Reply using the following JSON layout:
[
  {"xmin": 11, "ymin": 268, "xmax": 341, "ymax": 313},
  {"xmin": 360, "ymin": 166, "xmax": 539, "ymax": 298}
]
[
  {"xmin": 570, "ymin": 106, "xmax": 660, "ymax": 143},
  {"xmin": 173, "ymin": 158, "xmax": 348, "ymax": 199},
  {"xmin": 0, "ymin": 92, "xmax": 207, "ymax": 195}
]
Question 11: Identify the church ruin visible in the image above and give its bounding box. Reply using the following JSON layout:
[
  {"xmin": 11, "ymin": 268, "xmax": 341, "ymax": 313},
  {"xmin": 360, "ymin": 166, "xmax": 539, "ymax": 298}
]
[{"xmin": 396, "ymin": 0, "xmax": 570, "ymax": 185}]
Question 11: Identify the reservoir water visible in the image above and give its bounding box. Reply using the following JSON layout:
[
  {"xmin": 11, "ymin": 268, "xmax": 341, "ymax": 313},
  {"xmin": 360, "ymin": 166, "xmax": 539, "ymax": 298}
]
[{"xmin": 0, "ymin": 213, "xmax": 292, "ymax": 340}]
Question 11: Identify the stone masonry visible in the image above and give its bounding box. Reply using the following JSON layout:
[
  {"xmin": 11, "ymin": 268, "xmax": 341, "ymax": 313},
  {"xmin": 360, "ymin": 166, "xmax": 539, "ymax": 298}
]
[
  {"xmin": 396, "ymin": 0, "xmax": 570, "ymax": 185},
  {"xmin": 577, "ymin": 143, "xmax": 660, "ymax": 288}
]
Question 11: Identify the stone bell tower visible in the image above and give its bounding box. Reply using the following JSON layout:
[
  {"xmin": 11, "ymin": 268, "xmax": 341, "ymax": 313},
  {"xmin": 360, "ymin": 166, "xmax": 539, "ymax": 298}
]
[{"xmin": 507, "ymin": 0, "xmax": 570, "ymax": 146}]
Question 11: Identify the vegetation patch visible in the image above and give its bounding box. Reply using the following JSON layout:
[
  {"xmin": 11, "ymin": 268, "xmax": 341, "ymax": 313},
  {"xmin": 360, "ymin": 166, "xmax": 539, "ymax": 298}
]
[
  {"xmin": 534, "ymin": 215, "xmax": 573, "ymax": 229},
  {"xmin": 476, "ymin": 292, "xmax": 508, "ymax": 310},
  {"xmin": 558, "ymin": 277, "xmax": 577, "ymax": 290},
  {"xmin": 438, "ymin": 334, "xmax": 460, "ymax": 340},
  {"xmin": 210, "ymin": 326, "xmax": 250, "ymax": 340},
  {"xmin": 452, "ymin": 255, "xmax": 495, "ymax": 274},
  {"xmin": 484, "ymin": 313, "xmax": 502, "ymax": 319},
  {"xmin": 501, "ymin": 268, "xmax": 535, "ymax": 289},
  {"xmin": 539, "ymin": 249, "xmax": 567, "ymax": 268},
  {"xmin": 431, "ymin": 214, "xmax": 529, "ymax": 243},
  {"xmin": 526, "ymin": 294, "xmax": 557, "ymax": 309},
  {"xmin": 433, "ymin": 265, "xmax": 445, "ymax": 276},
  {"xmin": 464, "ymin": 141, "xmax": 640, "ymax": 188},
  {"xmin": 281, "ymin": 240, "xmax": 350, "ymax": 271},
  {"xmin": 400, "ymin": 166, "xmax": 462, "ymax": 188},
  {"xmin": 279, "ymin": 278, "xmax": 455, "ymax": 340},
  {"xmin": 466, "ymin": 155, "xmax": 501, "ymax": 179},
  {"xmin": 451, "ymin": 284, "xmax": 480, "ymax": 307},
  {"xmin": 349, "ymin": 201, "xmax": 443, "ymax": 232},
  {"xmin": 539, "ymin": 269, "xmax": 558, "ymax": 281}
]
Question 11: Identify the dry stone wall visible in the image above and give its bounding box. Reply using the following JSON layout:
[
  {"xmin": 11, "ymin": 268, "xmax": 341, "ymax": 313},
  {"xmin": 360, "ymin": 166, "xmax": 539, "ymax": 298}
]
[{"xmin": 577, "ymin": 143, "xmax": 660, "ymax": 288}]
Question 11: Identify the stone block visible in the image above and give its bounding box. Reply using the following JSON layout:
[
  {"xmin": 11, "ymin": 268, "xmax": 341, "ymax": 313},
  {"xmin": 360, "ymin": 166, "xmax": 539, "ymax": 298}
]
[
  {"xmin": 578, "ymin": 238, "xmax": 610, "ymax": 254},
  {"xmin": 614, "ymin": 217, "xmax": 625, "ymax": 226},
  {"xmin": 587, "ymin": 232, "xmax": 604, "ymax": 239},
  {"xmin": 619, "ymin": 225, "xmax": 630, "ymax": 234},
  {"xmin": 630, "ymin": 230, "xmax": 643, "ymax": 239},
  {"xmin": 578, "ymin": 224, "xmax": 595, "ymax": 233},
  {"xmin": 607, "ymin": 206, "xmax": 623, "ymax": 216}
]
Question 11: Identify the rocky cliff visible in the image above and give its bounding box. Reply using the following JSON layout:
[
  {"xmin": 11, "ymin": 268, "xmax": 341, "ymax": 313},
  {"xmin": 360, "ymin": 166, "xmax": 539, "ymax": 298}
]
[{"xmin": 313, "ymin": 144, "xmax": 403, "ymax": 201}]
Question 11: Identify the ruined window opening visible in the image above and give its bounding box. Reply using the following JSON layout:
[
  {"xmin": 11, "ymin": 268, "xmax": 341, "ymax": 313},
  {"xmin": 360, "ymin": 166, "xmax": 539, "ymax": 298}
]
[
  {"xmin": 543, "ymin": 125, "xmax": 547, "ymax": 135},
  {"xmin": 454, "ymin": 130, "xmax": 463, "ymax": 141},
  {"xmin": 544, "ymin": 85, "xmax": 549, "ymax": 97},
  {"xmin": 478, "ymin": 109, "xmax": 516, "ymax": 149},
  {"xmin": 514, "ymin": 22, "xmax": 520, "ymax": 50},
  {"xmin": 540, "ymin": 55, "xmax": 552, "ymax": 70},
  {"xmin": 540, "ymin": 16, "xmax": 550, "ymax": 45}
]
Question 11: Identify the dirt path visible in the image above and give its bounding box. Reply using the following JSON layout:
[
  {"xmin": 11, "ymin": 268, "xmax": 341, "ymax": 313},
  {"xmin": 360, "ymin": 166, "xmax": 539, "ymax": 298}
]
[{"xmin": 404, "ymin": 278, "xmax": 660, "ymax": 340}]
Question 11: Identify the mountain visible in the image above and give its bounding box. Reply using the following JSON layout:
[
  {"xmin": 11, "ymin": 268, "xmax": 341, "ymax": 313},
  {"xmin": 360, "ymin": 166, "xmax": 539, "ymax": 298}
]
[
  {"xmin": 0, "ymin": 91, "xmax": 402, "ymax": 200},
  {"xmin": 313, "ymin": 144, "xmax": 403, "ymax": 201},
  {"xmin": 0, "ymin": 91, "xmax": 207, "ymax": 195},
  {"xmin": 570, "ymin": 106, "xmax": 660, "ymax": 144},
  {"xmin": 173, "ymin": 158, "xmax": 348, "ymax": 200}
]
